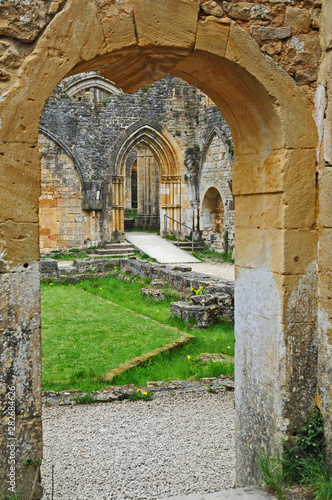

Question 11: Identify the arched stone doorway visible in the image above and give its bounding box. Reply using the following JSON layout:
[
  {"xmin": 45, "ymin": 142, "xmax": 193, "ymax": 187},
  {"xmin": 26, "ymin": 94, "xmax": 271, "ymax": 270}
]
[
  {"xmin": 201, "ymin": 187, "xmax": 224, "ymax": 251},
  {"xmin": 0, "ymin": 2, "xmax": 319, "ymax": 497},
  {"xmin": 199, "ymin": 127, "xmax": 234, "ymax": 252},
  {"xmin": 110, "ymin": 122, "xmax": 183, "ymax": 236}
]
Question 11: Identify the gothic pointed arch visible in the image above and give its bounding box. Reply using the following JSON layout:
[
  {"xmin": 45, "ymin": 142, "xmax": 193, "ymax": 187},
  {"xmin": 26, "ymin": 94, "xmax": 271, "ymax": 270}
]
[
  {"xmin": 38, "ymin": 126, "xmax": 84, "ymax": 185},
  {"xmin": 63, "ymin": 72, "xmax": 121, "ymax": 98},
  {"xmin": 109, "ymin": 121, "xmax": 183, "ymax": 232}
]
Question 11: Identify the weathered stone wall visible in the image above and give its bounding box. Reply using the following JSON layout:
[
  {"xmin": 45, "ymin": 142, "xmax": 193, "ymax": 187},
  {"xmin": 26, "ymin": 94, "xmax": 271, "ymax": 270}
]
[
  {"xmin": 39, "ymin": 73, "xmax": 234, "ymax": 249},
  {"xmin": 39, "ymin": 134, "xmax": 101, "ymax": 252},
  {"xmin": 0, "ymin": 0, "xmax": 328, "ymax": 497},
  {"xmin": 200, "ymin": 0, "xmax": 322, "ymax": 98},
  {"xmin": 315, "ymin": 0, "xmax": 332, "ymax": 472}
]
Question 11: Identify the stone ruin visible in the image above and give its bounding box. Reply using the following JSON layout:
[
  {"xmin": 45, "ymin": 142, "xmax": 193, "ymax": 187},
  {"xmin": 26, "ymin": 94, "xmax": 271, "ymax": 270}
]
[
  {"xmin": 0, "ymin": 0, "xmax": 332, "ymax": 497},
  {"xmin": 39, "ymin": 72, "xmax": 235, "ymax": 253}
]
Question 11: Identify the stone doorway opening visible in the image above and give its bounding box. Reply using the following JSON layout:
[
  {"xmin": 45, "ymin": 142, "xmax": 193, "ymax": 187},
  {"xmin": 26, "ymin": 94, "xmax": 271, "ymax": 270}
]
[{"xmin": 201, "ymin": 187, "xmax": 224, "ymax": 251}]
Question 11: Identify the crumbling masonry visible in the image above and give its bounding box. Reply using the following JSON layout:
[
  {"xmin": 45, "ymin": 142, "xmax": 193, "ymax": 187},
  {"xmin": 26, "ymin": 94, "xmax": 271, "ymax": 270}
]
[{"xmin": 38, "ymin": 73, "xmax": 234, "ymax": 252}]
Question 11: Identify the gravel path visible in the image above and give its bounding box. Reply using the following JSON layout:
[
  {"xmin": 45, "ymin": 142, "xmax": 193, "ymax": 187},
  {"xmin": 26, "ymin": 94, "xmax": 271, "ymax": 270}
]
[{"xmin": 41, "ymin": 391, "xmax": 235, "ymax": 500}]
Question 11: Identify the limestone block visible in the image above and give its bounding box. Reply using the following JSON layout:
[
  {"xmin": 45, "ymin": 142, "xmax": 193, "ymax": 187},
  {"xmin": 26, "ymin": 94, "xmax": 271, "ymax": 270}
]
[
  {"xmin": 0, "ymin": 143, "xmax": 40, "ymax": 223},
  {"xmin": 195, "ymin": 17, "xmax": 230, "ymax": 58},
  {"xmin": 318, "ymin": 271, "xmax": 332, "ymax": 343},
  {"xmin": 235, "ymin": 193, "xmax": 284, "ymax": 229},
  {"xmin": 0, "ymin": 221, "xmax": 39, "ymax": 272},
  {"xmin": 0, "ymin": 0, "xmax": 54, "ymax": 43},
  {"xmin": 283, "ymin": 149, "xmax": 316, "ymax": 229},
  {"xmin": 287, "ymin": 33, "xmax": 322, "ymax": 69},
  {"xmin": 324, "ymin": 118, "xmax": 332, "ymax": 163},
  {"xmin": 235, "ymin": 227, "xmax": 316, "ymax": 274},
  {"xmin": 223, "ymin": 2, "xmax": 272, "ymax": 21},
  {"xmin": 283, "ymin": 321, "xmax": 317, "ymax": 428},
  {"xmin": 232, "ymin": 153, "xmax": 284, "ymax": 195},
  {"xmin": 0, "ymin": 38, "xmax": 26, "ymax": 84},
  {"xmin": 285, "ymin": 6, "xmax": 312, "ymax": 33},
  {"xmin": 134, "ymin": 0, "xmax": 199, "ymax": 50},
  {"xmin": 40, "ymin": 258, "xmax": 58, "ymax": 276},
  {"xmin": 95, "ymin": 0, "xmax": 137, "ymax": 52},
  {"xmin": 319, "ymin": 229, "xmax": 332, "ymax": 270},
  {"xmin": 294, "ymin": 67, "xmax": 318, "ymax": 84},
  {"xmin": 233, "ymin": 149, "xmax": 315, "ymax": 229},
  {"xmin": 250, "ymin": 25, "xmax": 292, "ymax": 41},
  {"xmin": 319, "ymin": 169, "xmax": 332, "ymax": 227},
  {"xmin": 262, "ymin": 41, "xmax": 282, "ymax": 56},
  {"xmin": 235, "ymin": 227, "xmax": 284, "ymax": 272},
  {"xmin": 284, "ymin": 229, "xmax": 317, "ymax": 275},
  {"xmin": 200, "ymin": 0, "xmax": 223, "ymax": 17},
  {"xmin": 0, "ymin": 0, "xmax": 106, "ymax": 143},
  {"xmin": 311, "ymin": 8, "xmax": 321, "ymax": 30}
]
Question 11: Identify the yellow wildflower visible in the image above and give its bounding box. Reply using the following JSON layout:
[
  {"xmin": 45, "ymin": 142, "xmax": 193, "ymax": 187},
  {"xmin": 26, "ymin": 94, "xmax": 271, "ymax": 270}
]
[
  {"xmin": 137, "ymin": 389, "xmax": 142, "ymax": 393},
  {"xmin": 227, "ymin": 346, "xmax": 230, "ymax": 349},
  {"xmin": 143, "ymin": 392, "xmax": 148, "ymax": 396},
  {"xmin": 187, "ymin": 355, "xmax": 191, "ymax": 360}
]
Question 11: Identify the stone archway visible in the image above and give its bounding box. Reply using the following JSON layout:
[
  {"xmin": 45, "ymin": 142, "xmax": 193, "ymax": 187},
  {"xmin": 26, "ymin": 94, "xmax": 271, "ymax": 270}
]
[
  {"xmin": 201, "ymin": 187, "xmax": 224, "ymax": 251},
  {"xmin": 0, "ymin": 1, "xmax": 318, "ymax": 497},
  {"xmin": 109, "ymin": 121, "xmax": 183, "ymax": 236},
  {"xmin": 199, "ymin": 127, "xmax": 234, "ymax": 251}
]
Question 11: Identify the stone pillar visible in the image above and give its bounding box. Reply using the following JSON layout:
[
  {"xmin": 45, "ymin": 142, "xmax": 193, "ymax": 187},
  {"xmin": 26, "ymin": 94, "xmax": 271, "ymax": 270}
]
[
  {"xmin": 315, "ymin": 1, "xmax": 332, "ymax": 467},
  {"xmin": 161, "ymin": 175, "xmax": 182, "ymax": 233},
  {"xmin": 233, "ymin": 149, "xmax": 317, "ymax": 484},
  {"xmin": 111, "ymin": 176, "xmax": 124, "ymax": 234},
  {"xmin": 0, "ymin": 143, "xmax": 43, "ymax": 499}
]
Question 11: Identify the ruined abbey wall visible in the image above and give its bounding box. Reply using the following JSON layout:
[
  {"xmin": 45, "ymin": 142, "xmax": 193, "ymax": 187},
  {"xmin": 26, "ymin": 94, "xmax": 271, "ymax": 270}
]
[{"xmin": 39, "ymin": 73, "xmax": 234, "ymax": 252}]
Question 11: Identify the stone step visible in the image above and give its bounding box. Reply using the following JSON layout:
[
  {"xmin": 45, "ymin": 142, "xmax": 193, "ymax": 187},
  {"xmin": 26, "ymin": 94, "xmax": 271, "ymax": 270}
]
[
  {"xmin": 124, "ymin": 218, "xmax": 135, "ymax": 230},
  {"xmin": 175, "ymin": 242, "xmax": 203, "ymax": 250},
  {"xmin": 103, "ymin": 244, "xmax": 134, "ymax": 250},
  {"xmin": 94, "ymin": 248, "xmax": 135, "ymax": 256}
]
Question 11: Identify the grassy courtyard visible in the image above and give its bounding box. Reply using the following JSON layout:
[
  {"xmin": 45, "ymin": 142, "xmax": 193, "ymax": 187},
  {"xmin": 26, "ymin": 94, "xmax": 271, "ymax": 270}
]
[{"xmin": 41, "ymin": 276, "xmax": 234, "ymax": 392}]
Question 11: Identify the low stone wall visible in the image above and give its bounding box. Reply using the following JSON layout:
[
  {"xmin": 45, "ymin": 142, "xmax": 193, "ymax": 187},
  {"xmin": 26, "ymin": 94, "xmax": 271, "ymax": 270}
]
[
  {"xmin": 41, "ymin": 257, "xmax": 233, "ymax": 292},
  {"xmin": 40, "ymin": 257, "xmax": 235, "ymax": 325}
]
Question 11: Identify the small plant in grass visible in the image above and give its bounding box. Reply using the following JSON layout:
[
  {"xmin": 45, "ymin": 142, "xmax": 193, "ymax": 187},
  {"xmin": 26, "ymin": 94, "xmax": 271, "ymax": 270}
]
[
  {"xmin": 23, "ymin": 458, "xmax": 42, "ymax": 469},
  {"xmin": 2, "ymin": 492, "xmax": 19, "ymax": 500},
  {"xmin": 129, "ymin": 389, "xmax": 153, "ymax": 401},
  {"xmin": 73, "ymin": 393, "xmax": 96, "ymax": 405},
  {"xmin": 258, "ymin": 452, "xmax": 289, "ymax": 500}
]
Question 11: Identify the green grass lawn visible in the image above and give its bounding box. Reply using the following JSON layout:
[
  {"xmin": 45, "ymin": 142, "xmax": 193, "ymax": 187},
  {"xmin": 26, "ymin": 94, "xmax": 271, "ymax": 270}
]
[
  {"xmin": 41, "ymin": 284, "xmax": 186, "ymax": 391},
  {"xmin": 41, "ymin": 276, "xmax": 235, "ymax": 391}
]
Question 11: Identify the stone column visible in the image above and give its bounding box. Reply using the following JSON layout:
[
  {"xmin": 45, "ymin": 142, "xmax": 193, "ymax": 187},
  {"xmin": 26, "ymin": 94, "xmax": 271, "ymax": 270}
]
[
  {"xmin": 0, "ymin": 143, "xmax": 43, "ymax": 499},
  {"xmin": 111, "ymin": 176, "xmax": 124, "ymax": 235},
  {"xmin": 136, "ymin": 145, "xmax": 145, "ymax": 229},
  {"xmin": 233, "ymin": 149, "xmax": 317, "ymax": 484}
]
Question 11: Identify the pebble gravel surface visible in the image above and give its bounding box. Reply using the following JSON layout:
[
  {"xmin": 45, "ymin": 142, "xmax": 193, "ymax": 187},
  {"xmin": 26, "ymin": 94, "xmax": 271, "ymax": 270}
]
[{"xmin": 41, "ymin": 391, "xmax": 235, "ymax": 500}]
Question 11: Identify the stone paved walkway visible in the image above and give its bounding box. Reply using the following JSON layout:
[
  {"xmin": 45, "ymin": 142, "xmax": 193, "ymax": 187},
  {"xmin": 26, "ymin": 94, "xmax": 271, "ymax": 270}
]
[
  {"xmin": 126, "ymin": 232, "xmax": 199, "ymax": 263},
  {"xmin": 188, "ymin": 262, "xmax": 235, "ymax": 280}
]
